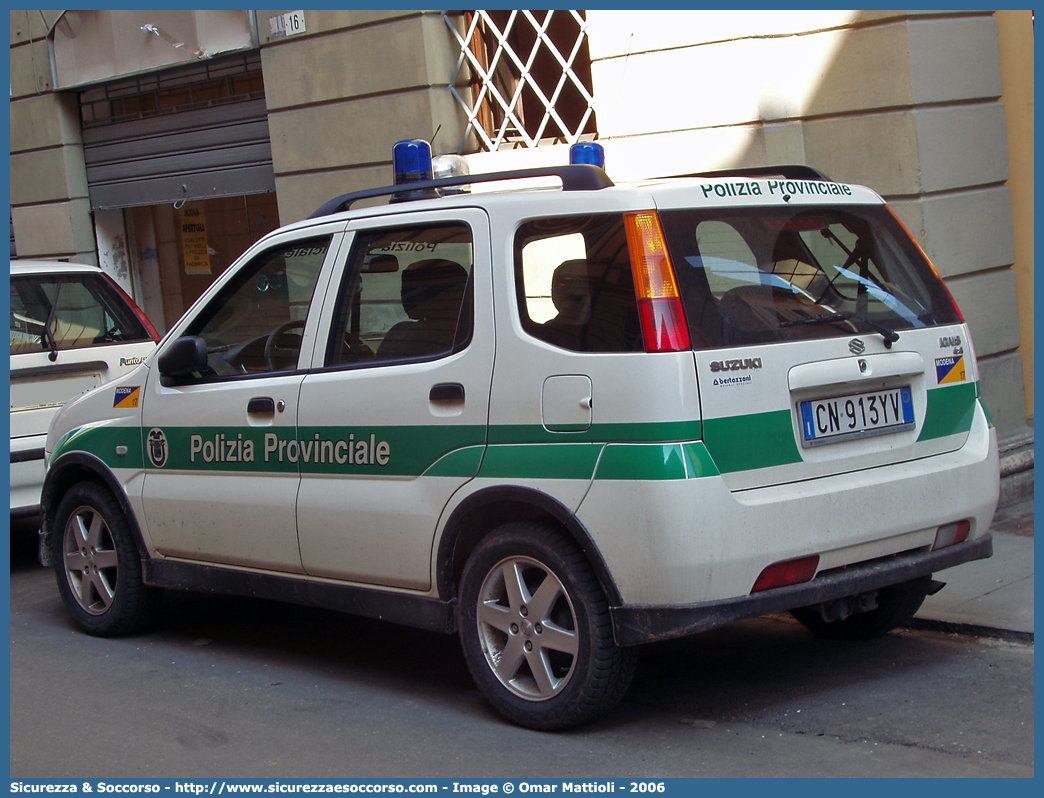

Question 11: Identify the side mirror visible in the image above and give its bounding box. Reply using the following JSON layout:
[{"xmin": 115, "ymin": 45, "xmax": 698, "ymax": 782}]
[{"xmin": 157, "ymin": 335, "xmax": 208, "ymax": 378}]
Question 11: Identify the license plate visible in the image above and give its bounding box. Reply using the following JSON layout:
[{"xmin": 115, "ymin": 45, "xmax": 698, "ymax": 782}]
[{"xmin": 800, "ymin": 386, "xmax": 914, "ymax": 447}]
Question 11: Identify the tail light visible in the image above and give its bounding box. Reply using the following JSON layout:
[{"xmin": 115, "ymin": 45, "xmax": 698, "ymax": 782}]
[
  {"xmin": 624, "ymin": 211, "xmax": 691, "ymax": 353},
  {"xmin": 101, "ymin": 272, "xmax": 161, "ymax": 342},
  {"xmin": 751, "ymin": 555, "xmax": 820, "ymax": 593}
]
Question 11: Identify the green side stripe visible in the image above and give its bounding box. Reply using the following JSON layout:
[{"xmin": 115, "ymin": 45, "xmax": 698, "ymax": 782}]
[
  {"xmin": 917, "ymin": 382, "xmax": 978, "ymax": 442},
  {"xmin": 683, "ymin": 442, "xmax": 720, "ymax": 478},
  {"xmin": 54, "ymin": 383, "xmax": 980, "ymax": 482},
  {"xmin": 488, "ymin": 419, "xmax": 702, "ymax": 445},
  {"xmin": 56, "ymin": 420, "xmax": 710, "ymax": 480},
  {"xmin": 57, "ymin": 422, "xmax": 487, "ymax": 479},
  {"xmin": 702, "ymin": 410, "xmax": 802, "ymax": 474},
  {"xmin": 132, "ymin": 425, "xmax": 487, "ymax": 477},
  {"xmin": 590, "ymin": 441, "xmax": 719, "ymax": 481},
  {"xmin": 52, "ymin": 427, "xmax": 84, "ymax": 461},
  {"xmin": 595, "ymin": 443, "xmax": 687, "ymax": 481},
  {"xmin": 56, "ymin": 379, "xmax": 979, "ymax": 481},
  {"xmin": 478, "ymin": 444, "xmax": 603, "ymax": 481},
  {"xmin": 478, "ymin": 440, "xmax": 722, "ymax": 482},
  {"xmin": 423, "ymin": 445, "xmax": 486, "ymax": 478},
  {"xmin": 53, "ymin": 424, "xmax": 144, "ymax": 469}
]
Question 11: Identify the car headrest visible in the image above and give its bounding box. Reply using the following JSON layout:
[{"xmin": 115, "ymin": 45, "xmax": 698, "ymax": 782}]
[
  {"xmin": 550, "ymin": 259, "xmax": 592, "ymax": 323},
  {"xmin": 400, "ymin": 259, "xmax": 468, "ymax": 319}
]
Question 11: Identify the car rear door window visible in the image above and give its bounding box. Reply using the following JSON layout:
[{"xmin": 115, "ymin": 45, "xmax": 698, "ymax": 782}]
[
  {"xmin": 514, "ymin": 214, "xmax": 643, "ymax": 353},
  {"xmin": 10, "ymin": 274, "xmax": 150, "ymax": 354},
  {"xmin": 325, "ymin": 224, "xmax": 474, "ymax": 367}
]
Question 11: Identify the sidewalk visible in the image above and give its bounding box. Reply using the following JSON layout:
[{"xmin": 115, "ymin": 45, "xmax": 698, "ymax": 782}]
[{"xmin": 911, "ymin": 497, "xmax": 1034, "ymax": 641}]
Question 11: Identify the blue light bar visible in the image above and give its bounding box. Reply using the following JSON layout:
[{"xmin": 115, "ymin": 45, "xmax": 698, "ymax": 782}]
[
  {"xmin": 393, "ymin": 139, "xmax": 434, "ymax": 184},
  {"xmin": 569, "ymin": 141, "xmax": 605, "ymax": 169}
]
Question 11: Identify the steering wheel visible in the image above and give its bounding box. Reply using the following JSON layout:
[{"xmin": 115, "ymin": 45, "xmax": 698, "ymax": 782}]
[{"xmin": 264, "ymin": 320, "xmax": 306, "ymax": 371}]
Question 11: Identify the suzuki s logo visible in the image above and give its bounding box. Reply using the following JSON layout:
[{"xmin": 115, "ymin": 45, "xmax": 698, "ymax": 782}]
[
  {"xmin": 147, "ymin": 428, "xmax": 168, "ymax": 468},
  {"xmin": 848, "ymin": 338, "xmax": 866, "ymax": 355},
  {"xmin": 709, "ymin": 358, "xmax": 762, "ymax": 372}
]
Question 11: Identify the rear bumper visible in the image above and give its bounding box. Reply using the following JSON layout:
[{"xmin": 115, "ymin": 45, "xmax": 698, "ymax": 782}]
[
  {"xmin": 580, "ymin": 401, "xmax": 998, "ymax": 607},
  {"xmin": 611, "ymin": 534, "xmax": 992, "ymax": 646}
]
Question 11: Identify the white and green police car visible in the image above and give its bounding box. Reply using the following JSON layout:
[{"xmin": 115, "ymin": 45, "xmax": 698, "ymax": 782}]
[{"xmin": 41, "ymin": 140, "xmax": 999, "ymax": 730}]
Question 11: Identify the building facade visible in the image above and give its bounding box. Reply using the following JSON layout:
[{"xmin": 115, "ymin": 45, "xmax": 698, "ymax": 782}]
[{"xmin": 9, "ymin": 9, "xmax": 1033, "ymax": 436}]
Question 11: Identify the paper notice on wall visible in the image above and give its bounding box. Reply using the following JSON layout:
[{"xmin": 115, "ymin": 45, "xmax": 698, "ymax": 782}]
[{"xmin": 179, "ymin": 204, "xmax": 211, "ymax": 274}]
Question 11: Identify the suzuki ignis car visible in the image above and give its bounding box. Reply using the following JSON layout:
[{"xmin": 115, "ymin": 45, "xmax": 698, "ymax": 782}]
[{"xmin": 41, "ymin": 141, "xmax": 998, "ymax": 730}]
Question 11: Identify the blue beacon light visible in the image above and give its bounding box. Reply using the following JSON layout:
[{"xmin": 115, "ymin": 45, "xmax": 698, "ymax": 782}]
[
  {"xmin": 392, "ymin": 139, "xmax": 434, "ymax": 184},
  {"xmin": 569, "ymin": 141, "xmax": 605, "ymax": 169}
]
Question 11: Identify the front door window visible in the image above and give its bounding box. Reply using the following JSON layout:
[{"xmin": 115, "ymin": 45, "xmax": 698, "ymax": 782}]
[{"xmin": 182, "ymin": 237, "xmax": 331, "ymax": 378}]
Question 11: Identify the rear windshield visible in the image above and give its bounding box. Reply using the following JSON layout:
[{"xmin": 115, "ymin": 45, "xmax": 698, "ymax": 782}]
[
  {"xmin": 9, "ymin": 273, "xmax": 151, "ymax": 355},
  {"xmin": 659, "ymin": 206, "xmax": 961, "ymax": 350}
]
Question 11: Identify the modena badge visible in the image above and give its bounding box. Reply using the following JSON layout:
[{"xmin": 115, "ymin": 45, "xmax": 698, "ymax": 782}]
[
  {"xmin": 113, "ymin": 386, "xmax": 141, "ymax": 408},
  {"xmin": 935, "ymin": 355, "xmax": 966, "ymax": 385}
]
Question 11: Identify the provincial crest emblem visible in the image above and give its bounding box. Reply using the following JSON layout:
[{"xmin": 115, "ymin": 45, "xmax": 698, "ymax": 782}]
[{"xmin": 147, "ymin": 428, "xmax": 168, "ymax": 468}]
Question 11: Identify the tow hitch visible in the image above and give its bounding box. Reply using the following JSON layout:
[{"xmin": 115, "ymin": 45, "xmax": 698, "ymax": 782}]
[{"xmin": 805, "ymin": 576, "xmax": 946, "ymax": 623}]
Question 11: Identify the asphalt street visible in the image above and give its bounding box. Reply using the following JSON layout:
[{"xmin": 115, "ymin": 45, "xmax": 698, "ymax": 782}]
[{"xmin": 8, "ymin": 523, "xmax": 1034, "ymax": 779}]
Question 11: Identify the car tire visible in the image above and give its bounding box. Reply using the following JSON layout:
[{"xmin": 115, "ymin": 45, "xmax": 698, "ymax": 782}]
[
  {"xmin": 52, "ymin": 481, "xmax": 162, "ymax": 636},
  {"xmin": 458, "ymin": 521, "xmax": 637, "ymax": 731},
  {"xmin": 790, "ymin": 582, "xmax": 927, "ymax": 640}
]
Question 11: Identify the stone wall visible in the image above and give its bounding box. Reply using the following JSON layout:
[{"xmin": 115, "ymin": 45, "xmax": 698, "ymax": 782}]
[
  {"xmin": 9, "ymin": 10, "xmax": 97, "ymax": 264},
  {"xmin": 256, "ymin": 10, "xmax": 468, "ymax": 225}
]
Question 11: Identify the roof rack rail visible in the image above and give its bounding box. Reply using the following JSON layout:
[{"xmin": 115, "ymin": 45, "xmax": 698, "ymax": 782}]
[
  {"xmin": 308, "ymin": 164, "xmax": 614, "ymax": 219},
  {"xmin": 683, "ymin": 165, "xmax": 833, "ymax": 182}
]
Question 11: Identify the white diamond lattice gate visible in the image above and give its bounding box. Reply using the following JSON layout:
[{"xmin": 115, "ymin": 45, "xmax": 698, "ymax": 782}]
[{"xmin": 443, "ymin": 10, "xmax": 597, "ymax": 153}]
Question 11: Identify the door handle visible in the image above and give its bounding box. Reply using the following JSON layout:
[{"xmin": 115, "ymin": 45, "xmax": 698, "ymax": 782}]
[
  {"xmin": 429, "ymin": 383, "xmax": 465, "ymax": 402},
  {"xmin": 247, "ymin": 397, "xmax": 275, "ymax": 414}
]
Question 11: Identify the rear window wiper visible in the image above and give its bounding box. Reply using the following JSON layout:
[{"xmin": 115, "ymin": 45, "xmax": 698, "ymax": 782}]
[
  {"xmin": 780, "ymin": 310, "xmax": 900, "ymax": 348},
  {"xmin": 42, "ymin": 281, "xmax": 62, "ymax": 361}
]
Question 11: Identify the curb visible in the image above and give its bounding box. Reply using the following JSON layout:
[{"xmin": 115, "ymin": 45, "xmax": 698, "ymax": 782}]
[
  {"xmin": 998, "ymin": 426, "xmax": 1034, "ymax": 508},
  {"xmin": 999, "ymin": 468, "xmax": 1033, "ymax": 507},
  {"xmin": 904, "ymin": 617, "xmax": 1034, "ymax": 644}
]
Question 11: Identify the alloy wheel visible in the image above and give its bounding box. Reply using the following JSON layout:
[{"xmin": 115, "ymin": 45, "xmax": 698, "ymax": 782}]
[
  {"xmin": 475, "ymin": 555, "xmax": 579, "ymax": 700},
  {"xmin": 62, "ymin": 504, "xmax": 120, "ymax": 615}
]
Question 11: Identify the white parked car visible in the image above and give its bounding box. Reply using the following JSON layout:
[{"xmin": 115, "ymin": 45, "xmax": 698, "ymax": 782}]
[
  {"xmin": 41, "ymin": 142, "xmax": 998, "ymax": 730},
  {"xmin": 10, "ymin": 260, "xmax": 158, "ymax": 518}
]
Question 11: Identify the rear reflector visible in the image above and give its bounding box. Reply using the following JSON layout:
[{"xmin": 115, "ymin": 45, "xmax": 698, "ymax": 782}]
[
  {"xmin": 932, "ymin": 520, "xmax": 971, "ymax": 550},
  {"xmin": 751, "ymin": 555, "xmax": 820, "ymax": 593},
  {"xmin": 624, "ymin": 211, "xmax": 691, "ymax": 353}
]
